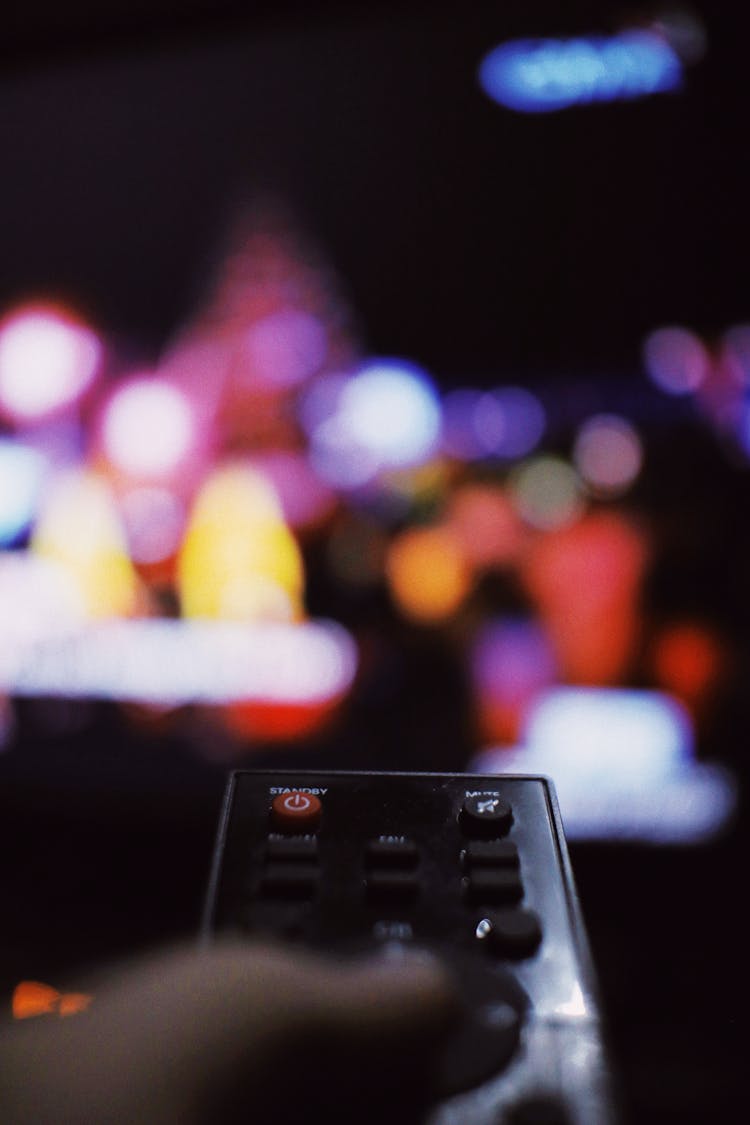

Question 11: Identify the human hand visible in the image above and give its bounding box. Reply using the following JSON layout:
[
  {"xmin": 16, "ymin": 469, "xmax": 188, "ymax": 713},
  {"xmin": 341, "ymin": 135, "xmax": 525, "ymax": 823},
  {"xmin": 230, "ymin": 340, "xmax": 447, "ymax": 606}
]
[{"xmin": 1, "ymin": 941, "xmax": 458, "ymax": 1124}]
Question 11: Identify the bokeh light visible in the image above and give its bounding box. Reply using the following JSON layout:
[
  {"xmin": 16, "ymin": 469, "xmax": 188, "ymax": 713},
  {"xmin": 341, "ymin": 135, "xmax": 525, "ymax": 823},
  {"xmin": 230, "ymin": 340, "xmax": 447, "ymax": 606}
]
[
  {"xmin": 721, "ymin": 324, "xmax": 750, "ymax": 385},
  {"xmin": 651, "ymin": 621, "xmax": 725, "ymax": 717},
  {"xmin": 241, "ymin": 309, "xmax": 328, "ymax": 389},
  {"xmin": 573, "ymin": 413, "xmax": 643, "ymax": 497},
  {"xmin": 120, "ymin": 486, "xmax": 186, "ymax": 567},
  {"xmin": 523, "ymin": 512, "xmax": 649, "ymax": 685},
  {"xmin": 478, "ymin": 31, "xmax": 683, "ymax": 114},
  {"xmin": 0, "ymin": 439, "xmax": 47, "ymax": 545},
  {"xmin": 440, "ymin": 389, "xmax": 486, "ymax": 460},
  {"xmin": 446, "ymin": 484, "xmax": 524, "ymax": 569},
  {"xmin": 643, "ymin": 325, "xmax": 710, "ymax": 394},
  {"xmin": 471, "ymin": 618, "xmax": 557, "ymax": 744},
  {"xmin": 102, "ymin": 378, "xmax": 195, "ymax": 479},
  {"xmin": 31, "ymin": 469, "xmax": 138, "ymax": 619},
  {"xmin": 311, "ymin": 359, "xmax": 441, "ymax": 488},
  {"xmin": 249, "ymin": 450, "xmax": 337, "ymax": 530},
  {"xmin": 178, "ymin": 464, "xmax": 304, "ymax": 622},
  {"xmin": 473, "ymin": 386, "xmax": 546, "ymax": 459},
  {"xmin": 509, "ymin": 455, "xmax": 584, "ymax": 531},
  {"xmin": 0, "ymin": 304, "xmax": 102, "ymax": 422},
  {"xmin": 386, "ymin": 525, "xmax": 470, "ymax": 623}
]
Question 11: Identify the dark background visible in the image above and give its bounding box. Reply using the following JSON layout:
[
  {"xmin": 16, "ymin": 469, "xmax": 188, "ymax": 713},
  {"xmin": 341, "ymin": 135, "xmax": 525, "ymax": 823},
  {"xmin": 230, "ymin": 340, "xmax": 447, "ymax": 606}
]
[{"xmin": 0, "ymin": 3, "xmax": 747, "ymax": 1121}]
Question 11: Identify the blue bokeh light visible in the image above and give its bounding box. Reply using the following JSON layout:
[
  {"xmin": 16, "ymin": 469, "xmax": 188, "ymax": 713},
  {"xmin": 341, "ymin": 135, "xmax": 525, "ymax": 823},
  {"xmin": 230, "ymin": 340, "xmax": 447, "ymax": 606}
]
[
  {"xmin": 0, "ymin": 439, "xmax": 47, "ymax": 546},
  {"xmin": 479, "ymin": 31, "xmax": 683, "ymax": 114}
]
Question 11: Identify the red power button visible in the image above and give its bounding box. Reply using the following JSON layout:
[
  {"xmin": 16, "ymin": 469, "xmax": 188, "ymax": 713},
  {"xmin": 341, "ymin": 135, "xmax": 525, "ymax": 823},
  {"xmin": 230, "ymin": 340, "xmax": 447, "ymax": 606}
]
[{"xmin": 270, "ymin": 791, "xmax": 323, "ymax": 833}]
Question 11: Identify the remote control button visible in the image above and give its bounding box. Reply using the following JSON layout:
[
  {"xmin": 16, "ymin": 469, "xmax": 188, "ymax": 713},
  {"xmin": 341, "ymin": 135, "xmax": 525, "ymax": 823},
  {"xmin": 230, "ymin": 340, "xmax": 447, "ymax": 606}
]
[
  {"xmin": 365, "ymin": 838, "xmax": 419, "ymax": 868},
  {"xmin": 270, "ymin": 791, "xmax": 322, "ymax": 833},
  {"xmin": 465, "ymin": 868, "xmax": 523, "ymax": 905},
  {"xmin": 459, "ymin": 795, "xmax": 513, "ymax": 838},
  {"xmin": 480, "ymin": 908, "xmax": 543, "ymax": 957},
  {"xmin": 260, "ymin": 864, "xmax": 320, "ymax": 898},
  {"xmin": 433, "ymin": 954, "xmax": 527, "ymax": 1097},
  {"xmin": 365, "ymin": 870, "xmax": 420, "ymax": 902},
  {"xmin": 266, "ymin": 836, "xmax": 319, "ymax": 861},
  {"xmin": 461, "ymin": 840, "xmax": 519, "ymax": 869}
]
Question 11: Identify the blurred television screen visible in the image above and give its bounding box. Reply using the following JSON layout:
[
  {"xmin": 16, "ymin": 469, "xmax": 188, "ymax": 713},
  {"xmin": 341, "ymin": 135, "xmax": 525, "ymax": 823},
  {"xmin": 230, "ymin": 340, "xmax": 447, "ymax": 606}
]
[{"xmin": 0, "ymin": 3, "xmax": 747, "ymax": 1117}]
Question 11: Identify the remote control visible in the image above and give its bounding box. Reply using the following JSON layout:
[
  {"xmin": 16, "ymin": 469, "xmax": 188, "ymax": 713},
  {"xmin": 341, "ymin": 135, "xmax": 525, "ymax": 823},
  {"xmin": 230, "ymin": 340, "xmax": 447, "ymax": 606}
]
[{"xmin": 203, "ymin": 771, "xmax": 615, "ymax": 1125}]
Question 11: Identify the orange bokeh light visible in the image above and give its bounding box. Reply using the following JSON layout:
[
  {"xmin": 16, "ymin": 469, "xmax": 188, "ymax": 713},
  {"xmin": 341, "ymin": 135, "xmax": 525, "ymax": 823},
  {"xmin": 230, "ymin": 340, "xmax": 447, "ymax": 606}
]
[
  {"xmin": 386, "ymin": 525, "xmax": 471, "ymax": 624},
  {"xmin": 12, "ymin": 981, "xmax": 92, "ymax": 1020}
]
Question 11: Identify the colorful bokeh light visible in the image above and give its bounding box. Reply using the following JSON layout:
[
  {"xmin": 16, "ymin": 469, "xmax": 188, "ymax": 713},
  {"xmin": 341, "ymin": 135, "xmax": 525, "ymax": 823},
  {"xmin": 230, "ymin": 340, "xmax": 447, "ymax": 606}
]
[
  {"xmin": 0, "ymin": 304, "xmax": 102, "ymax": 422},
  {"xmin": 446, "ymin": 484, "xmax": 524, "ymax": 570},
  {"xmin": 643, "ymin": 325, "xmax": 709, "ymax": 395},
  {"xmin": 31, "ymin": 469, "xmax": 138, "ymax": 619},
  {"xmin": 0, "ymin": 439, "xmax": 47, "ymax": 545},
  {"xmin": 473, "ymin": 386, "xmax": 546, "ymax": 460},
  {"xmin": 241, "ymin": 309, "xmax": 328, "ymax": 389},
  {"xmin": 178, "ymin": 465, "xmax": 304, "ymax": 622},
  {"xmin": 509, "ymin": 455, "xmax": 584, "ymax": 531},
  {"xmin": 102, "ymin": 378, "xmax": 195, "ymax": 479},
  {"xmin": 120, "ymin": 486, "xmax": 186, "ymax": 567},
  {"xmin": 473, "ymin": 687, "xmax": 736, "ymax": 844},
  {"xmin": 478, "ymin": 31, "xmax": 683, "ymax": 114},
  {"xmin": 573, "ymin": 413, "xmax": 643, "ymax": 497},
  {"xmin": 385, "ymin": 525, "xmax": 470, "ymax": 623},
  {"xmin": 311, "ymin": 359, "xmax": 441, "ymax": 488}
]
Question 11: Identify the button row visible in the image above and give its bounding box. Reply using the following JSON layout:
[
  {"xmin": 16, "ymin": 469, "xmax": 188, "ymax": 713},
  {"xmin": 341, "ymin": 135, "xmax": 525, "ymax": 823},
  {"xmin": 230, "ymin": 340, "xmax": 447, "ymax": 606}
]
[
  {"xmin": 366, "ymin": 836, "xmax": 420, "ymax": 901},
  {"xmin": 260, "ymin": 833, "xmax": 320, "ymax": 898}
]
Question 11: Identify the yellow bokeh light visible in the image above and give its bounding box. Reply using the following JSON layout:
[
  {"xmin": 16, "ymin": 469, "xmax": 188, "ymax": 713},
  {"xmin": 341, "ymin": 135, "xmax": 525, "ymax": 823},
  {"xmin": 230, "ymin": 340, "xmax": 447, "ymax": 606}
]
[
  {"xmin": 178, "ymin": 465, "xmax": 305, "ymax": 622},
  {"xmin": 31, "ymin": 469, "xmax": 138, "ymax": 618}
]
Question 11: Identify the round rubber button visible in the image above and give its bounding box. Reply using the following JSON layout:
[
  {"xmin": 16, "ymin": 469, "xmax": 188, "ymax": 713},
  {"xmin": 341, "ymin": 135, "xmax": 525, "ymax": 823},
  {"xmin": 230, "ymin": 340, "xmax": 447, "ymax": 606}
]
[
  {"xmin": 483, "ymin": 909, "xmax": 543, "ymax": 958},
  {"xmin": 270, "ymin": 791, "xmax": 323, "ymax": 833},
  {"xmin": 459, "ymin": 795, "xmax": 513, "ymax": 838}
]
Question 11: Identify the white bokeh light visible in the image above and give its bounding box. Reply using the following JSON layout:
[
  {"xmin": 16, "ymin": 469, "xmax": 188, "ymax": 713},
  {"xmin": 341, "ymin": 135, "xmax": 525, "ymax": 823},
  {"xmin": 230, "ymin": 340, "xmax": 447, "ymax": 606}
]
[
  {"xmin": 103, "ymin": 379, "xmax": 194, "ymax": 478},
  {"xmin": 336, "ymin": 360, "xmax": 441, "ymax": 468},
  {"xmin": 0, "ymin": 307, "xmax": 102, "ymax": 421}
]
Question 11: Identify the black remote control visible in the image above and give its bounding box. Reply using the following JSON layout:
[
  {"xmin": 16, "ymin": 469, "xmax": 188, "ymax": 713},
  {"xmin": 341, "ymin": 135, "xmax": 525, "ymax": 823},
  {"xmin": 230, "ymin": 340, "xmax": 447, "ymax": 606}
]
[{"xmin": 203, "ymin": 771, "xmax": 615, "ymax": 1124}]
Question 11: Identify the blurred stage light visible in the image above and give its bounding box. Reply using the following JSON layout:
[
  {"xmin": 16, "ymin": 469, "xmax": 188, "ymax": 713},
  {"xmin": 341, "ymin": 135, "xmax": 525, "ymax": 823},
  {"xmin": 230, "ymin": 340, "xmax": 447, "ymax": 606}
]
[
  {"xmin": 310, "ymin": 359, "xmax": 441, "ymax": 487},
  {"xmin": 643, "ymin": 325, "xmax": 709, "ymax": 394},
  {"xmin": 102, "ymin": 378, "xmax": 195, "ymax": 478},
  {"xmin": 0, "ymin": 305, "xmax": 102, "ymax": 422},
  {"xmin": 297, "ymin": 372, "xmax": 351, "ymax": 436},
  {"xmin": 386, "ymin": 525, "xmax": 470, "ymax": 623},
  {"xmin": 0, "ymin": 619, "xmax": 358, "ymax": 708},
  {"xmin": 473, "ymin": 386, "xmax": 546, "ymax": 459},
  {"xmin": 120, "ymin": 486, "xmax": 185, "ymax": 567},
  {"xmin": 471, "ymin": 618, "xmax": 557, "ymax": 744},
  {"xmin": 338, "ymin": 359, "xmax": 441, "ymax": 467},
  {"xmin": 0, "ymin": 554, "xmax": 85, "ymax": 653},
  {"xmin": 446, "ymin": 484, "xmax": 524, "ymax": 569},
  {"xmin": 472, "ymin": 687, "xmax": 737, "ymax": 844},
  {"xmin": 573, "ymin": 413, "xmax": 643, "ymax": 497},
  {"xmin": 651, "ymin": 621, "xmax": 725, "ymax": 715},
  {"xmin": 31, "ymin": 469, "xmax": 138, "ymax": 619},
  {"xmin": 509, "ymin": 456, "xmax": 584, "ymax": 531},
  {"xmin": 249, "ymin": 450, "xmax": 336, "ymax": 530},
  {"xmin": 441, "ymin": 389, "xmax": 486, "ymax": 460},
  {"xmin": 241, "ymin": 310, "xmax": 328, "ymax": 389},
  {"xmin": 0, "ymin": 439, "xmax": 46, "ymax": 545},
  {"xmin": 522, "ymin": 512, "xmax": 648, "ymax": 685},
  {"xmin": 178, "ymin": 464, "xmax": 304, "ymax": 622},
  {"xmin": 721, "ymin": 324, "xmax": 750, "ymax": 384},
  {"xmin": 478, "ymin": 30, "xmax": 683, "ymax": 114}
]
